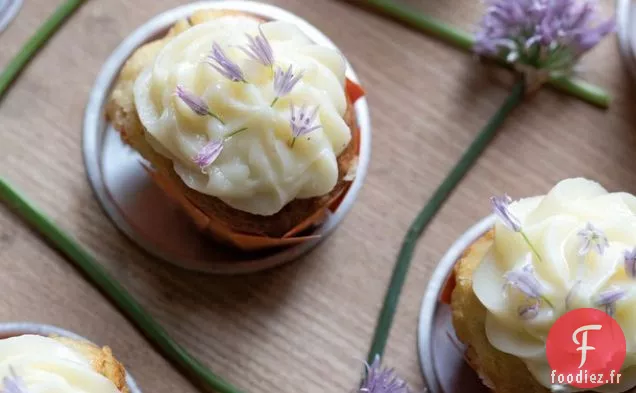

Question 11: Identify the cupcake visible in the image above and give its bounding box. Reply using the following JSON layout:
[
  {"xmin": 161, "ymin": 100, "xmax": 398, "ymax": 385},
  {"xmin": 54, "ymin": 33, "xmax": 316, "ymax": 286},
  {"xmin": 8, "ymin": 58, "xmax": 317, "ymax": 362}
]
[
  {"xmin": 106, "ymin": 10, "xmax": 364, "ymax": 250},
  {"xmin": 0, "ymin": 334, "xmax": 128, "ymax": 393},
  {"xmin": 448, "ymin": 178, "xmax": 636, "ymax": 392}
]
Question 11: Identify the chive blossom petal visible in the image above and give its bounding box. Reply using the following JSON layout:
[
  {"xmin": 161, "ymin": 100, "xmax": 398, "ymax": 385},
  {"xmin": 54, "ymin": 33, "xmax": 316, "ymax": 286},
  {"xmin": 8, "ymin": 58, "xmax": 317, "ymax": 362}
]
[
  {"xmin": 624, "ymin": 247, "xmax": 636, "ymax": 278},
  {"xmin": 519, "ymin": 302, "xmax": 540, "ymax": 320},
  {"xmin": 504, "ymin": 257, "xmax": 544, "ymax": 300},
  {"xmin": 272, "ymin": 65, "xmax": 303, "ymax": 106},
  {"xmin": 359, "ymin": 355, "xmax": 410, "ymax": 393},
  {"xmin": 241, "ymin": 25, "xmax": 274, "ymax": 67},
  {"xmin": 490, "ymin": 194, "xmax": 521, "ymax": 232},
  {"xmin": 175, "ymin": 85, "xmax": 210, "ymax": 116},
  {"xmin": 289, "ymin": 104, "xmax": 321, "ymax": 147},
  {"xmin": 193, "ymin": 140, "xmax": 224, "ymax": 171},
  {"xmin": 474, "ymin": 0, "xmax": 615, "ymax": 77},
  {"xmin": 596, "ymin": 287, "xmax": 626, "ymax": 317},
  {"xmin": 175, "ymin": 85, "xmax": 224, "ymax": 124},
  {"xmin": 207, "ymin": 43, "xmax": 246, "ymax": 82},
  {"xmin": 2, "ymin": 368, "xmax": 30, "ymax": 393},
  {"xmin": 577, "ymin": 222, "xmax": 609, "ymax": 256}
]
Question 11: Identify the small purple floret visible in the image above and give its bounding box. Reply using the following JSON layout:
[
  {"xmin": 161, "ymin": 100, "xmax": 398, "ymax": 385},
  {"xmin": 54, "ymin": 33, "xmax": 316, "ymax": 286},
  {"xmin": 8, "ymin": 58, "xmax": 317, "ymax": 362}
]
[
  {"xmin": 272, "ymin": 65, "xmax": 304, "ymax": 105},
  {"xmin": 519, "ymin": 302, "xmax": 540, "ymax": 320},
  {"xmin": 289, "ymin": 104, "xmax": 321, "ymax": 147},
  {"xmin": 474, "ymin": 0, "xmax": 615, "ymax": 74},
  {"xmin": 490, "ymin": 194, "xmax": 522, "ymax": 232},
  {"xmin": 207, "ymin": 43, "xmax": 246, "ymax": 82},
  {"xmin": 2, "ymin": 368, "xmax": 29, "ymax": 393},
  {"xmin": 596, "ymin": 288, "xmax": 626, "ymax": 317},
  {"xmin": 175, "ymin": 85, "xmax": 210, "ymax": 116},
  {"xmin": 360, "ymin": 356, "xmax": 409, "ymax": 393},
  {"xmin": 504, "ymin": 261, "xmax": 544, "ymax": 300},
  {"xmin": 193, "ymin": 140, "xmax": 224, "ymax": 171},
  {"xmin": 577, "ymin": 222, "xmax": 609, "ymax": 256},
  {"xmin": 242, "ymin": 26, "xmax": 275, "ymax": 67},
  {"xmin": 624, "ymin": 248, "xmax": 636, "ymax": 278}
]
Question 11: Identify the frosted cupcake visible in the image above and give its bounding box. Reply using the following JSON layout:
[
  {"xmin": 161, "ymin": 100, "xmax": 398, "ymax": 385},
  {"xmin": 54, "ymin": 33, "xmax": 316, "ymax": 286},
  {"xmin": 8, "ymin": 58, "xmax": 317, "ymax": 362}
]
[
  {"xmin": 107, "ymin": 10, "xmax": 363, "ymax": 250},
  {"xmin": 449, "ymin": 178, "xmax": 636, "ymax": 392},
  {"xmin": 0, "ymin": 335, "xmax": 128, "ymax": 393}
]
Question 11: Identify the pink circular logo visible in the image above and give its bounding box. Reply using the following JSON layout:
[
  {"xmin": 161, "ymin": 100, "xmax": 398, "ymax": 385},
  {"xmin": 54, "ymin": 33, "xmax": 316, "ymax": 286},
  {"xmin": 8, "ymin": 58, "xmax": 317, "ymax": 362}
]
[{"xmin": 546, "ymin": 308, "xmax": 626, "ymax": 389}]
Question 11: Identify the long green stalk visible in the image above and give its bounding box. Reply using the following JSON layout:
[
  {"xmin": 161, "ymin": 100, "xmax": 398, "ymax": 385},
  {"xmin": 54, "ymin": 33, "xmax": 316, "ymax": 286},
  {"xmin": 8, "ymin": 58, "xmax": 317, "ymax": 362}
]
[
  {"xmin": 0, "ymin": 0, "xmax": 86, "ymax": 99},
  {"xmin": 0, "ymin": 178, "xmax": 245, "ymax": 393},
  {"xmin": 366, "ymin": 79, "xmax": 526, "ymax": 363},
  {"xmin": 355, "ymin": 0, "xmax": 610, "ymax": 108}
]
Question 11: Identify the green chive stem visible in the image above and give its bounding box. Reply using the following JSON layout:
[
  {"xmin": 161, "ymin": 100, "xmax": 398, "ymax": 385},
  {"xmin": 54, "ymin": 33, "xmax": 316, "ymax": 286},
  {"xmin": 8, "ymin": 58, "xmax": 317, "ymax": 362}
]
[
  {"xmin": 225, "ymin": 127, "xmax": 248, "ymax": 139},
  {"xmin": 208, "ymin": 111, "xmax": 225, "ymax": 124},
  {"xmin": 520, "ymin": 231, "xmax": 543, "ymax": 262},
  {"xmin": 366, "ymin": 79, "xmax": 526, "ymax": 363},
  {"xmin": 541, "ymin": 296, "xmax": 555, "ymax": 309},
  {"xmin": 0, "ymin": 0, "xmax": 87, "ymax": 100},
  {"xmin": 0, "ymin": 178, "xmax": 245, "ymax": 393},
  {"xmin": 353, "ymin": 0, "xmax": 610, "ymax": 108}
]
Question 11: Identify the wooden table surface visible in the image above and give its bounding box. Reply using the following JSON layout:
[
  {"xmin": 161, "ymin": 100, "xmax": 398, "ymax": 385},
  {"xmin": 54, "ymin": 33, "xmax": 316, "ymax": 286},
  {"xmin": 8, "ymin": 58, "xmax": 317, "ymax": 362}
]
[{"xmin": 0, "ymin": 0, "xmax": 631, "ymax": 392}]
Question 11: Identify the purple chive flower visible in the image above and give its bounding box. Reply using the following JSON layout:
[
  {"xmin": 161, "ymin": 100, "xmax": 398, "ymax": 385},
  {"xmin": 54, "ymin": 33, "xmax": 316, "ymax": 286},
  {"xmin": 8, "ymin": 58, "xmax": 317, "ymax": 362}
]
[
  {"xmin": 504, "ymin": 260, "xmax": 543, "ymax": 300},
  {"xmin": 490, "ymin": 194, "xmax": 522, "ymax": 232},
  {"xmin": 271, "ymin": 65, "xmax": 304, "ymax": 106},
  {"xmin": 518, "ymin": 302, "xmax": 540, "ymax": 320},
  {"xmin": 207, "ymin": 43, "xmax": 246, "ymax": 82},
  {"xmin": 624, "ymin": 248, "xmax": 636, "ymax": 278},
  {"xmin": 577, "ymin": 222, "xmax": 609, "ymax": 256},
  {"xmin": 2, "ymin": 368, "xmax": 29, "ymax": 393},
  {"xmin": 192, "ymin": 127, "xmax": 249, "ymax": 171},
  {"xmin": 175, "ymin": 85, "xmax": 224, "ymax": 123},
  {"xmin": 175, "ymin": 85, "xmax": 209, "ymax": 116},
  {"xmin": 289, "ymin": 104, "xmax": 321, "ymax": 147},
  {"xmin": 475, "ymin": 0, "xmax": 615, "ymax": 76},
  {"xmin": 360, "ymin": 356, "xmax": 409, "ymax": 393},
  {"xmin": 596, "ymin": 288, "xmax": 626, "ymax": 317},
  {"xmin": 491, "ymin": 194, "xmax": 543, "ymax": 261},
  {"xmin": 242, "ymin": 26, "xmax": 274, "ymax": 67},
  {"xmin": 193, "ymin": 140, "xmax": 224, "ymax": 171}
]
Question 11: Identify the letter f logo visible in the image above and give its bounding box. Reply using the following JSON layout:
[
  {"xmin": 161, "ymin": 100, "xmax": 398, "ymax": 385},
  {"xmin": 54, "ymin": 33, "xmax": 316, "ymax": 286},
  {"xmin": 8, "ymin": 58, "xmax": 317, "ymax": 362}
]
[{"xmin": 573, "ymin": 324, "xmax": 602, "ymax": 368}]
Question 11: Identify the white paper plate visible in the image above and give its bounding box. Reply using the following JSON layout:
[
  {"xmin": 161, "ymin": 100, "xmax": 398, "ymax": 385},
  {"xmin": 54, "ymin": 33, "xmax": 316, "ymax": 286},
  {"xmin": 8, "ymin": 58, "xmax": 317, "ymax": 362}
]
[
  {"xmin": 417, "ymin": 215, "xmax": 495, "ymax": 393},
  {"xmin": 83, "ymin": 1, "xmax": 371, "ymax": 274},
  {"xmin": 617, "ymin": 0, "xmax": 636, "ymax": 79}
]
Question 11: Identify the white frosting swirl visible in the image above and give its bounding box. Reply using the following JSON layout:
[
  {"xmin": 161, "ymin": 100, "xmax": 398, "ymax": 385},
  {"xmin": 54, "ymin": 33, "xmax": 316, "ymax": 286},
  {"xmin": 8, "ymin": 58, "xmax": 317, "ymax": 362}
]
[
  {"xmin": 473, "ymin": 178, "xmax": 636, "ymax": 392},
  {"xmin": 0, "ymin": 335, "xmax": 121, "ymax": 393},
  {"xmin": 133, "ymin": 15, "xmax": 350, "ymax": 215}
]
